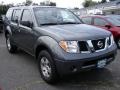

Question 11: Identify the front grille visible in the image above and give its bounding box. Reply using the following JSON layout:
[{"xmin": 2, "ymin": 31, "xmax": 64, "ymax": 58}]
[
  {"xmin": 78, "ymin": 41, "xmax": 88, "ymax": 52},
  {"xmin": 91, "ymin": 39, "xmax": 105, "ymax": 50},
  {"xmin": 78, "ymin": 38, "xmax": 107, "ymax": 53}
]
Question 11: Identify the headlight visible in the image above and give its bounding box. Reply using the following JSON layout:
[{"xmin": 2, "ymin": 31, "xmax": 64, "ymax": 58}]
[
  {"xmin": 107, "ymin": 35, "xmax": 115, "ymax": 47},
  {"xmin": 111, "ymin": 35, "xmax": 115, "ymax": 45},
  {"xmin": 59, "ymin": 41, "xmax": 79, "ymax": 53}
]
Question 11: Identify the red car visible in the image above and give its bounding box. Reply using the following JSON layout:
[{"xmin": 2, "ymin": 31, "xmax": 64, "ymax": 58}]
[{"xmin": 81, "ymin": 15, "xmax": 120, "ymax": 48}]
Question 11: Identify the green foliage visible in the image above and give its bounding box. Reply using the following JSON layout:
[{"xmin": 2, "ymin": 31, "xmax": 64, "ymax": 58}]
[
  {"xmin": 40, "ymin": 1, "xmax": 56, "ymax": 6},
  {"xmin": 49, "ymin": 2, "xmax": 56, "ymax": 6},
  {"xmin": 25, "ymin": 0, "xmax": 32, "ymax": 6},
  {"xmin": 109, "ymin": 0, "xmax": 116, "ymax": 1},
  {"xmin": 83, "ymin": 0, "xmax": 98, "ymax": 7},
  {"xmin": 0, "ymin": 5, "xmax": 10, "ymax": 15},
  {"xmin": 101, "ymin": 0, "xmax": 107, "ymax": 3}
]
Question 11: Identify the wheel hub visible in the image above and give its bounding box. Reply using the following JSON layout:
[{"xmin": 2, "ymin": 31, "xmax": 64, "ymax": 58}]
[
  {"xmin": 118, "ymin": 39, "xmax": 120, "ymax": 47},
  {"xmin": 40, "ymin": 57, "xmax": 51, "ymax": 78},
  {"xmin": 7, "ymin": 38, "xmax": 11, "ymax": 50}
]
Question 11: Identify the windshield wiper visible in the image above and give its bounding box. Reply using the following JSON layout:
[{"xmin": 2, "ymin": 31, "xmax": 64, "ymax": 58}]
[
  {"xmin": 40, "ymin": 23, "xmax": 58, "ymax": 26},
  {"xmin": 40, "ymin": 22, "xmax": 81, "ymax": 26}
]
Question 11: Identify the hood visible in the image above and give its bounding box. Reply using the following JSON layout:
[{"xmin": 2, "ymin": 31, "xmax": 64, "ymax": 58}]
[{"xmin": 37, "ymin": 24, "xmax": 111, "ymax": 41}]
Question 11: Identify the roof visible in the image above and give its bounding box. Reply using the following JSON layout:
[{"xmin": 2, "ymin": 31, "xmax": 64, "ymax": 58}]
[{"xmin": 9, "ymin": 5, "xmax": 58, "ymax": 10}]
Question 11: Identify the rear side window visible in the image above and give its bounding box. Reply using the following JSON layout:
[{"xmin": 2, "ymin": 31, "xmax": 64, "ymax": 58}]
[
  {"xmin": 6, "ymin": 9, "xmax": 13, "ymax": 20},
  {"xmin": 94, "ymin": 18, "xmax": 108, "ymax": 26},
  {"xmin": 81, "ymin": 17, "xmax": 92, "ymax": 24},
  {"xmin": 11, "ymin": 9, "xmax": 21, "ymax": 23}
]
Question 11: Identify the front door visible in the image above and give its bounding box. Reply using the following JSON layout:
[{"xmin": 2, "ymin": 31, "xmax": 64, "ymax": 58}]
[{"xmin": 18, "ymin": 9, "xmax": 35, "ymax": 53}]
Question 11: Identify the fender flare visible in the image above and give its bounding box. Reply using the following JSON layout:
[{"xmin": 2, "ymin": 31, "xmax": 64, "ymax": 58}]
[{"xmin": 34, "ymin": 36, "xmax": 64, "ymax": 60}]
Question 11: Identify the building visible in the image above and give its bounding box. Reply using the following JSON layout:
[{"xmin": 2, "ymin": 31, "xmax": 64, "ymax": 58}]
[{"xmin": 71, "ymin": 0, "xmax": 120, "ymax": 16}]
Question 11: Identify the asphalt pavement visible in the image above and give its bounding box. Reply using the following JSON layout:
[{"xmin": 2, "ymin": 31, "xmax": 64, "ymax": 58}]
[{"xmin": 0, "ymin": 32, "xmax": 120, "ymax": 90}]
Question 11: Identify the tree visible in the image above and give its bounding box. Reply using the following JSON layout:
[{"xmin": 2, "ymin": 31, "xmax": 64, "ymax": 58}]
[
  {"xmin": 74, "ymin": 7, "xmax": 79, "ymax": 10},
  {"xmin": 109, "ymin": 0, "xmax": 116, "ymax": 1},
  {"xmin": 49, "ymin": 2, "xmax": 56, "ymax": 6},
  {"xmin": 25, "ymin": 0, "xmax": 32, "ymax": 6},
  {"xmin": 0, "ymin": 5, "xmax": 11, "ymax": 15},
  {"xmin": 101, "ymin": 0, "xmax": 107, "ymax": 3},
  {"xmin": 82, "ymin": 0, "xmax": 98, "ymax": 7},
  {"xmin": 40, "ymin": 1, "xmax": 56, "ymax": 6}
]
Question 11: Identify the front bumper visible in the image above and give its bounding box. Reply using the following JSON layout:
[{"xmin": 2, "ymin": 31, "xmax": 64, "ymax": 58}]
[{"xmin": 55, "ymin": 45, "xmax": 117, "ymax": 75}]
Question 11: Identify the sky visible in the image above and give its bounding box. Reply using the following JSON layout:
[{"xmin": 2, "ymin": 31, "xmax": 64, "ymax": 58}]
[{"xmin": 1, "ymin": 0, "xmax": 102, "ymax": 8}]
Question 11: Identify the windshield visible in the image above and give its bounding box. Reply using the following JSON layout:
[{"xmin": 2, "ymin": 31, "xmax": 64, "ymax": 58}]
[
  {"xmin": 106, "ymin": 16, "xmax": 120, "ymax": 26},
  {"xmin": 34, "ymin": 7, "xmax": 82, "ymax": 26}
]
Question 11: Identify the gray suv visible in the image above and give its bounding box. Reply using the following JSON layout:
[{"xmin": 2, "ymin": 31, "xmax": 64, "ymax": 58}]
[{"xmin": 4, "ymin": 6, "xmax": 117, "ymax": 83}]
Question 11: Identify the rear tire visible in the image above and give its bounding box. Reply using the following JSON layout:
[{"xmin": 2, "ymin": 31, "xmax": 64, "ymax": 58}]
[
  {"xmin": 0, "ymin": 25, "xmax": 3, "ymax": 33},
  {"xmin": 6, "ymin": 34, "xmax": 17, "ymax": 53},
  {"xmin": 38, "ymin": 50, "xmax": 58, "ymax": 84}
]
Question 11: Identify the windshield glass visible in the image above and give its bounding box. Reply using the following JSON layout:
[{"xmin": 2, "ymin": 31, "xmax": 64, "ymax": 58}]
[
  {"xmin": 106, "ymin": 16, "xmax": 120, "ymax": 26},
  {"xmin": 34, "ymin": 7, "xmax": 82, "ymax": 26}
]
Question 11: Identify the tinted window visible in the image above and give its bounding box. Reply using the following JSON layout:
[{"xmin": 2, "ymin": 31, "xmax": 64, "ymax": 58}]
[
  {"xmin": 11, "ymin": 9, "xmax": 21, "ymax": 23},
  {"xmin": 81, "ymin": 17, "xmax": 92, "ymax": 24},
  {"xmin": 94, "ymin": 18, "xmax": 108, "ymax": 26},
  {"xmin": 34, "ymin": 8, "xmax": 82, "ymax": 26},
  {"xmin": 6, "ymin": 9, "xmax": 13, "ymax": 20},
  {"xmin": 20, "ymin": 9, "xmax": 32, "ymax": 25}
]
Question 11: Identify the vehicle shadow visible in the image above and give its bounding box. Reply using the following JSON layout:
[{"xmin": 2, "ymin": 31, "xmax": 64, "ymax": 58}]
[{"xmin": 56, "ymin": 68, "xmax": 114, "ymax": 87}]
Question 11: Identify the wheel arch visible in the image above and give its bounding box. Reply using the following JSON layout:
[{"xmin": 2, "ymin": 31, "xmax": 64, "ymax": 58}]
[
  {"xmin": 5, "ymin": 26, "xmax": 12, "ymax": 38},
  {"xmin": 35, "ymin": 44, "xmax": 53, "ymax": 60}
]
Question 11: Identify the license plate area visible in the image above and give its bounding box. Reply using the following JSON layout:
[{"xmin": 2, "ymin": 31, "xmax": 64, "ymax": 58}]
[{"xmin": 97, "ymin": 59, "xmax": 107, "ymax": 68}]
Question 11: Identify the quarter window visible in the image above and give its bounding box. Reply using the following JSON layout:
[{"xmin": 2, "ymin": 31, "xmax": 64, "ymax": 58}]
[{"xmin": 6, "ymin": 9, "xmax": 13, "ymax": 20}]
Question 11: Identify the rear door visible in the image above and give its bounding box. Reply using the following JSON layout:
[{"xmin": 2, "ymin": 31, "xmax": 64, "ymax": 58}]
[{"xmin": 10, "ymin": 9, "xmax": 22, "ymax": 43}]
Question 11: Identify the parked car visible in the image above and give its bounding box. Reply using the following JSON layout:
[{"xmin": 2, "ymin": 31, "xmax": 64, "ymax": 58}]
[
  {"xmin": 107, "ymin": 15, "xmax": 120, "ymax": 21},
  {"xmin": 0, "ymin": 15, "xmax": 3, "ymax": 33},
  {"xmin": 4, "ymin": 6, "xmax": 117, "ymax": 83},
  {"xmin": 81, "ymin": 15, "xmax": 120, "ymax": 48}
]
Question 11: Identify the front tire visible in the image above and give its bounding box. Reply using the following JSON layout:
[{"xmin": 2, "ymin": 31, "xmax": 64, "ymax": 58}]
[
  {"xmin": 6, "ymin": 34, "xmax": 17, "ymax": 53},
  {"xmin": 116, "ymin": 38, "xmax": 120, "ymax": 49},
  {"xmin": 38, "ymin": 50, "xmax": 58, "ymax": 84}
]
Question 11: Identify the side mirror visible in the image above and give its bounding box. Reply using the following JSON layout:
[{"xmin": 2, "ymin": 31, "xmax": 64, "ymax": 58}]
[
  {"xmin": 105, "ymin": 24, "xmax": 111, "ymax": 29},
  {"xmin": 21, "ymin": 21, "xmax": 33, "ymax": 28}
]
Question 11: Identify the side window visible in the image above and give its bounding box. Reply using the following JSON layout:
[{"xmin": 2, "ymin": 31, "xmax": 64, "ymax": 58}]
[
  {"xmin": 6, "ymin": 9, "xmax": 13, "ymax": 20},
  {"xmin": 20, "ymin": 9, "xmax": 32, "ymax": 26},
  {"xmin": 81, "ymin": 17, "xmax": 92, "ymax": 24},
  {"xmin": 11, "ymin": 9, "xmax": 21, "ymax": 23},
  {"xmin": 94, "ymin": 18, "xmax": 108, "ymax": 26}
]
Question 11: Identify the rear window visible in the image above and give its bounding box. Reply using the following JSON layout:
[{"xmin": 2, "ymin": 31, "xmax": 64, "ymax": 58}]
[
  {"xmin": 6, "ymin": 9, "xmax": 13, "ymax": 20},
  {"xmin": 81, "ymin": 17, "xmax": 92, "ymax": 24},
  {"xmin": 11, "ymin": 9, "xmax": 21, "ymax": 23}
]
